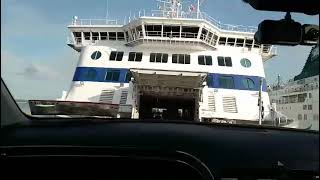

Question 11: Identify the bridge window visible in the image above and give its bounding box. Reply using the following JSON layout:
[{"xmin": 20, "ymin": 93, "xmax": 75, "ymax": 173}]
[
  {"xmin": 117, "ymin": 32, "xmax": 125, "ymax": 40},
  {"xmin": 198, "ymin": 56, "xmax": 212, "ymax": 65},
  {"xmin": 92, "ymin": 32, "xmax": 99, "ymax": 40},
  {"xmin": 181, "ymin": 26, "xmax": 199, "ymax": 38},
  {"xmin": 304, "ymin": 114, "xmax": 308, "ymax": 120},
  {"xmin": 212, "ymin": 34, "xmax": 218, "ymax": 46},
  {"xmin": 245, "ymin": 39, "xmax": 253, "ymax": 48},
  {"xmin": 227, "ymin": 38, "xmax": 235, "ymax": 46},
  {"xmin": 125, "ymin": 31, "xmax": 129, "ymax": 41},
  {"xmin": 163, "ymin": 26, "xmax": 180, "ymax": 38},
  {"xmin": 136, "ymin": 26, "xmax": 143, "ymax": 38},
  {"xmin": 298, "ymin": 114, "xmax": 302, "ymax": 120},
  {"xmin": 200, "ymin": 28, "xmax": 208, "ymax": 40},
  {"xmin": 218, "ymin": 37, "xmax": 226, "ymax": 45},
  {"xmin": 100, "ymin": 32, "xmax": 108, "ymax": 40},
  {"xmin": 128, "ymin": 52, "xmax": 143, "ymax": 62},
  {"xmin": 236, "ymin": 39, "xmax": 244, "ymax": 47},
  {"xmin": 242, "ymin": 78, "xmax": 255, "ymax": 90},
  {"xmin": 105, "ymin": 70, "xmax": 120, "ymax": 81},
  {"xmin": 91, "ymin": 51, "xmax": 102, "ymax": 60},
  {"xmin": 308, "ymin": 105, "xmax": 312, "ymax": 110},
  {"xmin": 172, "ymin": 54, "xmax": 190, "ymax": 64},
  {"xmin": 150, "ymin": 53, "xmax": 168, "ymax": 63},
  {"xmin": 109, "ymin": 32, "xmax": 117, "ymax": 40},
  {"xmin": 219, "ymin": 76, "xmax": 235, "ymax": 89},
  {"xmin": 110, "ymin": 51, "xmax": 124, "ymax": 61},
  {"xmin": 217, "ymin": 56, "xmax": 232, "ymax": 67},
  {"xmin": 84, "ymin": 32, "xmax": 91, "ymax": 40},
  {"xmin": 73, "ymin": 32, "xmax": 82, "ymax": 43},
  {"xmin": 145, "ymin": 25, "xmax": 162, "ymax": 37},
  {"xmin": 240, "ymin": 58, "xmax": 252, "ymax": 68}
]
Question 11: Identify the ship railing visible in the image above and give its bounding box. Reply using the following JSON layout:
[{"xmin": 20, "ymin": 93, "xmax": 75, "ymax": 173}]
[
  {"xmin": 260, "ymin": 44, "xmax": 277, "ymax": 56},
  {"xmin": 71, "ymin": 19, "xmax": 119, "ymax": 26},
  {"xmin": 125, "ymin": 9, "xmax": 258, "ymax": 33}
]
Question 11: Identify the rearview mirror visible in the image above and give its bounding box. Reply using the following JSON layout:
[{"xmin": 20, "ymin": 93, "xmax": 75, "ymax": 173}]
[{"xmin": 254, "ymin": 19, "xmax": 302, "ymax": 46}]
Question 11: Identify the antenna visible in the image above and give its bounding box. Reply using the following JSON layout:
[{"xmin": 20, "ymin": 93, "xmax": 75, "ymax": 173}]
[{"xmin": 106, "ymin": 0, "xmax": 109, "ymax": 19}]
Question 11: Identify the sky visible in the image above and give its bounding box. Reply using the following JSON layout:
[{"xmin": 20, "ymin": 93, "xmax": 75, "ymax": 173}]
[{"xmin": 1, "ymin": 0, "xmax": 319, "ymax": 100}]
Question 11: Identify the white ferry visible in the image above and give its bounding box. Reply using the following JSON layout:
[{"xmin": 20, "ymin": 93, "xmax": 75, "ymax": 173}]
[
  {"xmin": 30, "ymin": 0, "xmax": 284, "ymax": 125},
  {"xmin": 269, "ymin": 45, "xmax": 319, "ymax": 130}
]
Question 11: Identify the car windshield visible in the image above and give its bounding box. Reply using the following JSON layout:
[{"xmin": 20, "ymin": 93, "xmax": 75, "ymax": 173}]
[{"xmin": 1, "ymin": 0, "xmax": 319, "ymax": 131}]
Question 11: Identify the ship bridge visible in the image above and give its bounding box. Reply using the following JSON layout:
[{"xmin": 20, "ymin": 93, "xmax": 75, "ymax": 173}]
[{"xmin": 67, "ymin": 1, "xmax": 277, "ymax": 62}]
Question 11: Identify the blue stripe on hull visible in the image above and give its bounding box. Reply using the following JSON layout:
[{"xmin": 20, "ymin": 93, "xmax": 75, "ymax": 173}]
[{"xmin": 73, "ymin": 67, "xmax": 268, "ymax": 92}]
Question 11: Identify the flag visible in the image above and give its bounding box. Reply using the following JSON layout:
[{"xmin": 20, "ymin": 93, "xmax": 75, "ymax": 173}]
[{"xmin": 190, "ymin": 4, "xmax": 196, "ymax": 12}]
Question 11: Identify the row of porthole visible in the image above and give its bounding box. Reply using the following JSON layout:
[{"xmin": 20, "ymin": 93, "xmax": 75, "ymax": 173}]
[{"xmin": 90, "ymin": 51, "xmax": 252, "ymax": 68}]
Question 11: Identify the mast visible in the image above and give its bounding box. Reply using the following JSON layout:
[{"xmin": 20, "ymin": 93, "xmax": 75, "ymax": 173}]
[
  {"xmin": 197, "ymin": 0, "xmax": 200, "ymax": 18},
  {"xmin": 277, "ymin": 74, "xmax": 281, "ymax": 87}
]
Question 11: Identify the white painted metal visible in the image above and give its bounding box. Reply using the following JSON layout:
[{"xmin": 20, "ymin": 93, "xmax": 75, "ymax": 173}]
[{"xmin": 62, "ymin": 0, "xmax": 281, "ymax": 123}]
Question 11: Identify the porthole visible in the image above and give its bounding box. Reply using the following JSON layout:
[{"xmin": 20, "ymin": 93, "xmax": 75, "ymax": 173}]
[
  {"xmin": 240, "ymin": 58, "xmax": 251, "ymax": 68},
  {"xmin": 91, "ymin": 51, "xmax": 102, "ymax": 60}
]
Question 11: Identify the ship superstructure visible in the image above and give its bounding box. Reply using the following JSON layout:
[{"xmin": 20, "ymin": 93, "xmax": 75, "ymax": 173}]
[{"xmin": 32, "ymin": 0, "xmax": 280, "ymax": 124}]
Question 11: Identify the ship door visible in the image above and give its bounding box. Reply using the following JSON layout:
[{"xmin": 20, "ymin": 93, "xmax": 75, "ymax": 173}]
[
  {"xmin": 139, "ymin": 95, "xmax": 195, "ymax": 121},
  {"xmin": 130, "ymin": 69, "xmax": 207, "ymax": 121}
]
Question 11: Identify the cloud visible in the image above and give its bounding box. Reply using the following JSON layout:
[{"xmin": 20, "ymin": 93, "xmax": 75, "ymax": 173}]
[{"xmin": 17, "ymin": 63, "xmax": 61, "ymax": 80}]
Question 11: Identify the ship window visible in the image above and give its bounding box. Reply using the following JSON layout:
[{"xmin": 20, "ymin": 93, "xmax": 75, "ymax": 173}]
[
  {"xmin": 198, "ymin": 56, "xmax": 212, "ymax": 65},
  {"xmin": 212, "ymin": 34, "xmax": 218, "ymax": 46},
  {"xmin": 125, "ymin": 31, "xmax": 129, "ymax": 41},
  {"xmin": 128, "ymin": 52, "xmax": 143, "ymax": 62},
  {"xmin": 227, "ymin": 38, "xmax": 235, "ymax": 46},
  {"xmin": 125, "ymin": 72, "xmax": 133, "ymax": 82},
  {"xmin": 100, "ymin": 32, "xmax": 108, "ymax": 40},
  {"xmin": 245, "ymin": 39, "xmax": 253, "ymax": 48},
  {"xmin": 91, "ymin": 51, "xmax": 102, "ymax": 60},
  {"xmin": 304, "ymin": 114, "xmax": 307, "ymax": 120},
  {"xmin": 218, "ymin": 37, "xmax": 226, "ymax": 45},
  {"xmin": 150, "ymin": 53, "xmax": 168, "ymax": 63},
  {"xmin": 308, "ymin": 105, "xmax": 312, "ymax": 110},
  {"xmin": 85, "ymin": 69, "xmax": 97, "ymax": 80},
  {"xmin": 109, "ymin": 32, "xmax": 117, "ymax": 40},
  {"xmin": 240, "ymin": 58, "xmax": 252, "ymax": 68},
  {"xmin": 309, "ymin": 93, "xmax": 312, "ymax": 98},
  {"xmin": 242, "ymin": 78, "xmax": 255, "ymax": 90},
  {"xmin": 92, "ymin": 32, "xmax": 99, "ymax": 40},
  {"xmin": 110, "ymin": 51, "xmax": 124, "ymax": 61},
  {"xmin": 105, "ymin": 70, "xmax": 120, "ymax": 81},
  {"xmin": 298, "ymin": 114, "xmax": 302, "ymax": 120},
  {"xmin": 73, "ymin": 32, "xmax": 81, "ymax": 37},
  {"xmin": 303, "ymin": 105, "xmax": 307, "ymax": 110},
  {"xmin": 206, "ymin": 32, "xmax": 213, "ymax": 43},
  {"xmin": 200, "ymin": 28, "xmax": 208, "ymax": 40},
  {"xmin": 172, "ymin": 54, "xmax": 190, "ymax": 64},
  {"xmin": 219, "ymin": 76, "xmax": 235, "ymax": 89},
  {"xmin": 84, "ymin": 32, "xmax": 91, "ymax": 40},
  {"xmin": 181, "ymin": 26, "xmax": 199, "ymax": 38},
  {"xmin": 163, "ymin": 26, "xmax": 180, "ymax": 38},
  {"xmin": 117, "ymin": 32, "xmax": 125, "ymax": 40},
  {"xmin": 236, "ymin": 38, "xmax": 244, "ymax": 47},
  {"xmin": 145, "ymin": 25, "xmax": 162, "ymax": 37},
  {"xmin": 217, "ymin": 56, "xmax": 232, "ymax": 67}
]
